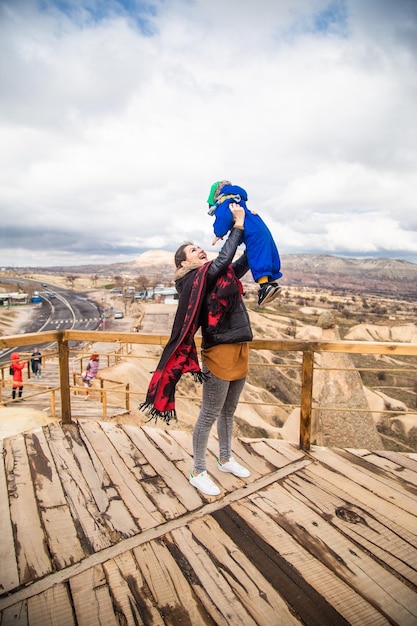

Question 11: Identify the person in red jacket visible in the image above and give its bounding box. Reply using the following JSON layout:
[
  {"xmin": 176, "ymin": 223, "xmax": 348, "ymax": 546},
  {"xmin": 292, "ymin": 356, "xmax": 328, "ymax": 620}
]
[{"xmin": 10, "ymin": 351, "xmax": 25, "ymax": 400}]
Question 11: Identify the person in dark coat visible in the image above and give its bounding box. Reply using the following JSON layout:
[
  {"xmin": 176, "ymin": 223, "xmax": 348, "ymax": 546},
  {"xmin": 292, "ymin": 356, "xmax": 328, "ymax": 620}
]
[
  {"xmin": 141, "ymin": 204, "xmax": 252, "ymax": 496},
  {"xmin": 31, "ymin": 347, "xmax": 42, "ymax": 379}
]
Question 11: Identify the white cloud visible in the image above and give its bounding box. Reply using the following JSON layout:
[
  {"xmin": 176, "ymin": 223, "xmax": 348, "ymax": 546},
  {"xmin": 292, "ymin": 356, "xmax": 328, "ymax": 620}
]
[{"xmin": 0, "ymin": 0, "xmax": 416, "ymax": 267}]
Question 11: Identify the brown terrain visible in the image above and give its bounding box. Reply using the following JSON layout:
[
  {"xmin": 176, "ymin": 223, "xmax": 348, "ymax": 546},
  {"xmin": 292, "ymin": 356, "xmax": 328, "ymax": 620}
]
[{"xmin": 1, "ymin": 252, "xmax": 417, "ymax": 450}]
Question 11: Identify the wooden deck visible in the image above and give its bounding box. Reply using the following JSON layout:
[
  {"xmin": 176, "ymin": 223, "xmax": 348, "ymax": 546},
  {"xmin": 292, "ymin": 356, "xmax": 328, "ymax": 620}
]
[{"xmin": 1, "ymin": 420, "xmax": 417, "ymax": 625}]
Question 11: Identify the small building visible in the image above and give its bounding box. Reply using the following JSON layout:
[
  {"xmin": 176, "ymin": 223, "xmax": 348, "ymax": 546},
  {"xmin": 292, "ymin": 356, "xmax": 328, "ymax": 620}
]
[
  {"xmin": 0, "ymin": 292, "xmax": 29, "ymax": 306},
  {"xmin": 153, "ymin": 286, "xmax": 178, "ymax": 304}
]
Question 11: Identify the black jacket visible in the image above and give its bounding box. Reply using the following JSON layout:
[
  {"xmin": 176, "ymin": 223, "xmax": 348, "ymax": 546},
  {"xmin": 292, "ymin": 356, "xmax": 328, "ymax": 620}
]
[{"xmin": 201, "ymin": 227, "xmax": 253, "ymax": 349}]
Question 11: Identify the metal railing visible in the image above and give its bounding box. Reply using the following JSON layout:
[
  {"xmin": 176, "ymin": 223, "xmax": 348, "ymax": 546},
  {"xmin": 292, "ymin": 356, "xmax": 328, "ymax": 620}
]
[{"xmin": 1, "ymin": 329, "xmax": 417, "ymax": 450}]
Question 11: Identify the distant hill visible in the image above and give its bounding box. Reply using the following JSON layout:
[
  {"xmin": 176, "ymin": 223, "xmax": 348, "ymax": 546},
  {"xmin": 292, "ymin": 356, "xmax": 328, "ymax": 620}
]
[
  {"xmin": 280, "ymin": 254, "xmax": 417, "ymax": 297},
  {"xmin": 9, "ymin": 253, "xmax": 417, "ymax": 298}
]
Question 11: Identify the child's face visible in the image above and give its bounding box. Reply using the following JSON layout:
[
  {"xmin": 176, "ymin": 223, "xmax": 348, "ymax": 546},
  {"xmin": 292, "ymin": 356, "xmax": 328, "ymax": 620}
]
[{"xmin": 183, "ymin": 244, "xmax": 208, "ymax": 266}]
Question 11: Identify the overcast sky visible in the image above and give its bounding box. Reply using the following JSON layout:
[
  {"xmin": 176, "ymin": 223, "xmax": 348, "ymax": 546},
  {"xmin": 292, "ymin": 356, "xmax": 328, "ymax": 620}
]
[{"xmin": 1, "ymin": 0, "xmax": 416, "ymax": 268}]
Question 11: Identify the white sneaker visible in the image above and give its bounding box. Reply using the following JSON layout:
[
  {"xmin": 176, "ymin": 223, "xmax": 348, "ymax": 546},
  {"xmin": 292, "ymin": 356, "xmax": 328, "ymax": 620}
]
[
  {"xmin": 189, "ymin": 470, "xmax": 221, "ymax": 496},
  {"xmin": 218, "ymin": 457, "xmax": 250, "ymax": 478}
]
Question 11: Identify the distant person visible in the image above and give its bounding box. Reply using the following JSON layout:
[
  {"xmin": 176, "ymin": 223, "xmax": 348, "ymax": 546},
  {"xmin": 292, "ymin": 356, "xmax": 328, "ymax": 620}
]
[
  {"xmin": 10, "ymin": 352, "xmax": 25, "ymax": 401},
  {"xmin": 207, "ymin": 180, "xmax": 282, "ymax": 306},
  {"xmin": 82, "ymin": 353, "xmax": 100, "ymax": 400},
  {"xmin": 31, "ymin": 347, "xmax": 42, "ymax": 379}
]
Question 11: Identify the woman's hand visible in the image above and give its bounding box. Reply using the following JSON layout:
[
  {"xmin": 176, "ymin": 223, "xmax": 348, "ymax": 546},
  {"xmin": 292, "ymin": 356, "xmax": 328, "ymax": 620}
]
[{"xmin": 230, "ymin": 203, "xmax": 245, "ymax": 228}]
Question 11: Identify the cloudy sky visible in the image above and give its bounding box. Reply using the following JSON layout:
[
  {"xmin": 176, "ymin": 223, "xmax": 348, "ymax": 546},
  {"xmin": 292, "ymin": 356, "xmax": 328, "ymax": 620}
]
[{"xmin": 1, "ymin": 0, "xmax": 416, "ymax": 268}]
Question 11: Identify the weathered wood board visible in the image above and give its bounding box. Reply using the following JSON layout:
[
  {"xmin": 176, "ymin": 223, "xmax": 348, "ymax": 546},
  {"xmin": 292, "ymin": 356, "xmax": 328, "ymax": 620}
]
[{"xmin": 1, "ymin": 423, "xmax": 417, "ymax": 625}]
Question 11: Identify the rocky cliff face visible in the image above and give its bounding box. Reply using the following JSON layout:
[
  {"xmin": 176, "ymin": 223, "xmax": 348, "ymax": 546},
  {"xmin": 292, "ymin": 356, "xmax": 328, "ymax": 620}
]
[{"xmin": 313, "ymin": 326, "xmax": 384, "ymax": 449}]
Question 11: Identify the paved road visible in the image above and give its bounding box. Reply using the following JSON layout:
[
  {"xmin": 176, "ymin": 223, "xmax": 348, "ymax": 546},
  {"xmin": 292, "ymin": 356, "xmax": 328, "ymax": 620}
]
[{"xmin": 0, "ymin": 277, "xmax": 101, "ymax": 362}]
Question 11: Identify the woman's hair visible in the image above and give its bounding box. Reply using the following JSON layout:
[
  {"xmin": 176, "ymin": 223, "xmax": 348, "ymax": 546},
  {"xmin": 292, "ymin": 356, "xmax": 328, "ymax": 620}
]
[
  {"xmin": 91, "ymin": 353, "xmax": 99, "ymax": 360},
  {"xmin": 174, "ymin": 241, "xmax": 193, "ymax": 268}
]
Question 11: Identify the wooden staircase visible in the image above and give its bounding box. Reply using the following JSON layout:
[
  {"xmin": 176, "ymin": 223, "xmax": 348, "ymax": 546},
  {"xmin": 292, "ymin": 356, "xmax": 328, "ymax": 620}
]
[{"xmin": 7, "ymin": 358, "xmax": 129, "ymax": 421}]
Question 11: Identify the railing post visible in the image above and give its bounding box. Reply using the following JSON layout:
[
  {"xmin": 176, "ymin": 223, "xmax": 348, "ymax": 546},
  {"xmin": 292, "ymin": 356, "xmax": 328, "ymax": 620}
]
[
  {"xmin": 126, "ymin": 383, "xmax": 130, "ymax": 411},
  {"xmin": 50, "ymin": 390, "xmax": 56, "ymax": 417},
  {"xmin": 299, "ymin": 349, "xmax": 314, "ymax": 451},
  {"xmin": 102, "ymin": 389, "xmax": 107, "ymax": 419},
  {"xmin": 57, "ymin": 331, "xmax": 72, "ymax": 424}
]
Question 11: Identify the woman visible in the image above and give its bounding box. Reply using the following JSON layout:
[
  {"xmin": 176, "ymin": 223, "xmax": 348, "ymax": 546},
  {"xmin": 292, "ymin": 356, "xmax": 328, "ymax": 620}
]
[
  {"xmin": 10, "ymin": 352, "xmax": 25, "ymax": 400},
  {"xmin": 140, "ymin": 204, "xmax": 253, "ymax": 496}
]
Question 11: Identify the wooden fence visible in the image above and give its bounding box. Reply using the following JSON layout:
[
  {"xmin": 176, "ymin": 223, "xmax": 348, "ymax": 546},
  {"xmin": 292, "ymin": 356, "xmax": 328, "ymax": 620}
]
[{"xmin": 1, "ymin": 329, "xmax": 417, "ymax": 450}]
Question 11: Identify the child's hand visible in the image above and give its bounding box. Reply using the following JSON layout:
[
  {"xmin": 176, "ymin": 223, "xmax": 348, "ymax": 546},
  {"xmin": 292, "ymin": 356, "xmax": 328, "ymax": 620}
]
[{"xmin": 212, "ymin": 236, "xmax": 223, "ymax": 245}]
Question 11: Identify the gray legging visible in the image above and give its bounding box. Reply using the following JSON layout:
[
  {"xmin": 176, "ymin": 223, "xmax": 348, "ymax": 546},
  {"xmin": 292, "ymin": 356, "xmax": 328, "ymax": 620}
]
[{"xmin": 192, "ymin": 365, "xmax": 246, "ymax": 474}]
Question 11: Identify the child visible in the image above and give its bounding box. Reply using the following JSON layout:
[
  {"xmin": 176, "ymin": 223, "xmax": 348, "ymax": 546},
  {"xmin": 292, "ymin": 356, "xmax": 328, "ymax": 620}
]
[
  {"xmin": 10, "ymin": 352, "xmax": 25, "ymax": 401},
  {"xmin": 81, "ymin": 353, "xmax": 99, "ymax": 399},
  {"xmin": 207, "ymin": 180, "xmax": 282, "ymax": 306}
]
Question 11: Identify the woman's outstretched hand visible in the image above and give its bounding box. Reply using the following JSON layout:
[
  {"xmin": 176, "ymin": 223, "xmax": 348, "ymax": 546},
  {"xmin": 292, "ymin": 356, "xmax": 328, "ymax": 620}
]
[
  {"xmin": 230, "ymin": 203, "xmax": 245, "ymax": 228},
  {"xmin": 212, "ymin": 203, "xmax": 245, "ymax": 245}
]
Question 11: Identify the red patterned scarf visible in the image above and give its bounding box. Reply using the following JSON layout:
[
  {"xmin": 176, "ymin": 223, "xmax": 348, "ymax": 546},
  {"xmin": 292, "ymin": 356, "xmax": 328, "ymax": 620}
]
[{"xmin": 140, "ymin": 262, "xmax": 242, "ymax": 424}]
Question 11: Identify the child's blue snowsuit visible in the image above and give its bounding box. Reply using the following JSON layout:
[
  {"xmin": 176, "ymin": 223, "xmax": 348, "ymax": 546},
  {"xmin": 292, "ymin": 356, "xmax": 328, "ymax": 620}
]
[{"xmin": 210, "ymin": 184, "xmax": 282, "ymax": 283}]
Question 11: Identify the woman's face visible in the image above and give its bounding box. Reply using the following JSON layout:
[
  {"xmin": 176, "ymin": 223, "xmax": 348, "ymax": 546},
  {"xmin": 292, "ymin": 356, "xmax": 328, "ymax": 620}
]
[{"xmin": 182, "ymin": 244, "xmax": 208, "ymax": 266}]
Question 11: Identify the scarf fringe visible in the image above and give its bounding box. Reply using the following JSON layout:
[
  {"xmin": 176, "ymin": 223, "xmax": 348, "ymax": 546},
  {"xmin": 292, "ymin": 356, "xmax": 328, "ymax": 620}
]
[
  {"xmin": 193, "ymin": 371, "xmax": 209, "ymax": 384},
  {"xmin": 138, "ymin": 401, "xmax": 177, "ymax": 425}
]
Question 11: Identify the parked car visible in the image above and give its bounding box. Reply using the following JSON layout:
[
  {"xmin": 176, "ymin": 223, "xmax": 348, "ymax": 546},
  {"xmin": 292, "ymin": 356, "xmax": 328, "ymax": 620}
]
[{"xmin": 114, "ymin": 311, "xmax": 124, "ymax": 319}]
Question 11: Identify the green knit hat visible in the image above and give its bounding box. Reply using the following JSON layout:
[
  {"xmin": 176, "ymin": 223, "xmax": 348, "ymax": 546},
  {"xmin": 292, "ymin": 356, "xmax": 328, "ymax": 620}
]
[{"xmin": 207, "ymin": 180, "xmax": 231, "ymax": 206}]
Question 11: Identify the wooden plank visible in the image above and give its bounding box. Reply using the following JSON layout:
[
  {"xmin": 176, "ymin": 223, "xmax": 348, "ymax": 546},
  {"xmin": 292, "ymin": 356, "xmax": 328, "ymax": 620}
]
[
  {"xmin": 306, "ymin": 462, "xmax": 417, "ymax": 544},
  {"xmin": 98, "ymin": 423, "xmax": 188, "ymax": 524},
  {"xmin": 100, "ymin": 422, "xmax": 157, "ymax": 480},
  {"xmin": 0, "ymin": 458, "xmax": 311, "ymax": 614},
  {"xmin": 264, "ymin": 438, "xmax": 306, "ymax": 463},
  {"xmin": 0, "ymin": 602, "xmax": 28, "ymax": 626},
  {"xmin": 3, "ymin": 435, "xmax": 52, "ymax": 585},
  {"xmin": 122, "ymin": 424, "xmax": 202, "ymax": 513},
  {"xmin": 249, "ymin": 482, "xmax": 417, "ymax": 625},
  {"xmin": 310, "ymin": 447, "xmax": 417, "ymax": 517},
  {"xmin": 133, "ymin": 538, "xmax": 229, "ymax": 625},
  {"xmin": 374, "ymin": 449, "xmax": 417, "ymax": 472},
  {"xmin": 174, "ymin": 518, "xmax": 301, "ymax": 625},
  {"xmin": 167, "ymin": 429, "xmax": 194, "ymax": 457},
  {"xmin": 24, "ymin": 428, "xmax": 85, "ymax": 569},
  {"xmin": 56, "ymin": 422, "xmax": 138, "ymax": 539},
  {"xmin": 102, "ymin": 552, "xmax": 163, "ymax": 625},
  {"xmin": 27, "ymin": 584, "xmax": 75, "ymax": 626},
  {"xmin": 232, "ymin": 499, "xmax": 389, "ymax": 626},
  {"xmin": 0, "ymin": 440, "xmax": 20, "ymax": 594},
  {"xmin": 283, "ymin": 470, "xmax": 417, "ymax": 586},
  {"xmin": 79, "ymin": 421, "xmax": 165, "ymax": 530},
  {"xmin": 69, "ymin": 565, "xmax": 119, "ymax": 626},
  {"xmin": 45, "ymin": 422, "xmax": 114, "ymax": 552},
  {"xmin": 102, "ymin": 420, "xmax": 188, "ymax": 520},
  {"xmin": 142, "ymin": 426, "xmax": 191, "ymax": 463},
  {"xmin": 246, "ymin": 439, "xmax": 302, "ymax": 470},
  {"xmin": 347, "ymin": 449, "xmax": 417, "ymax": 487}
]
